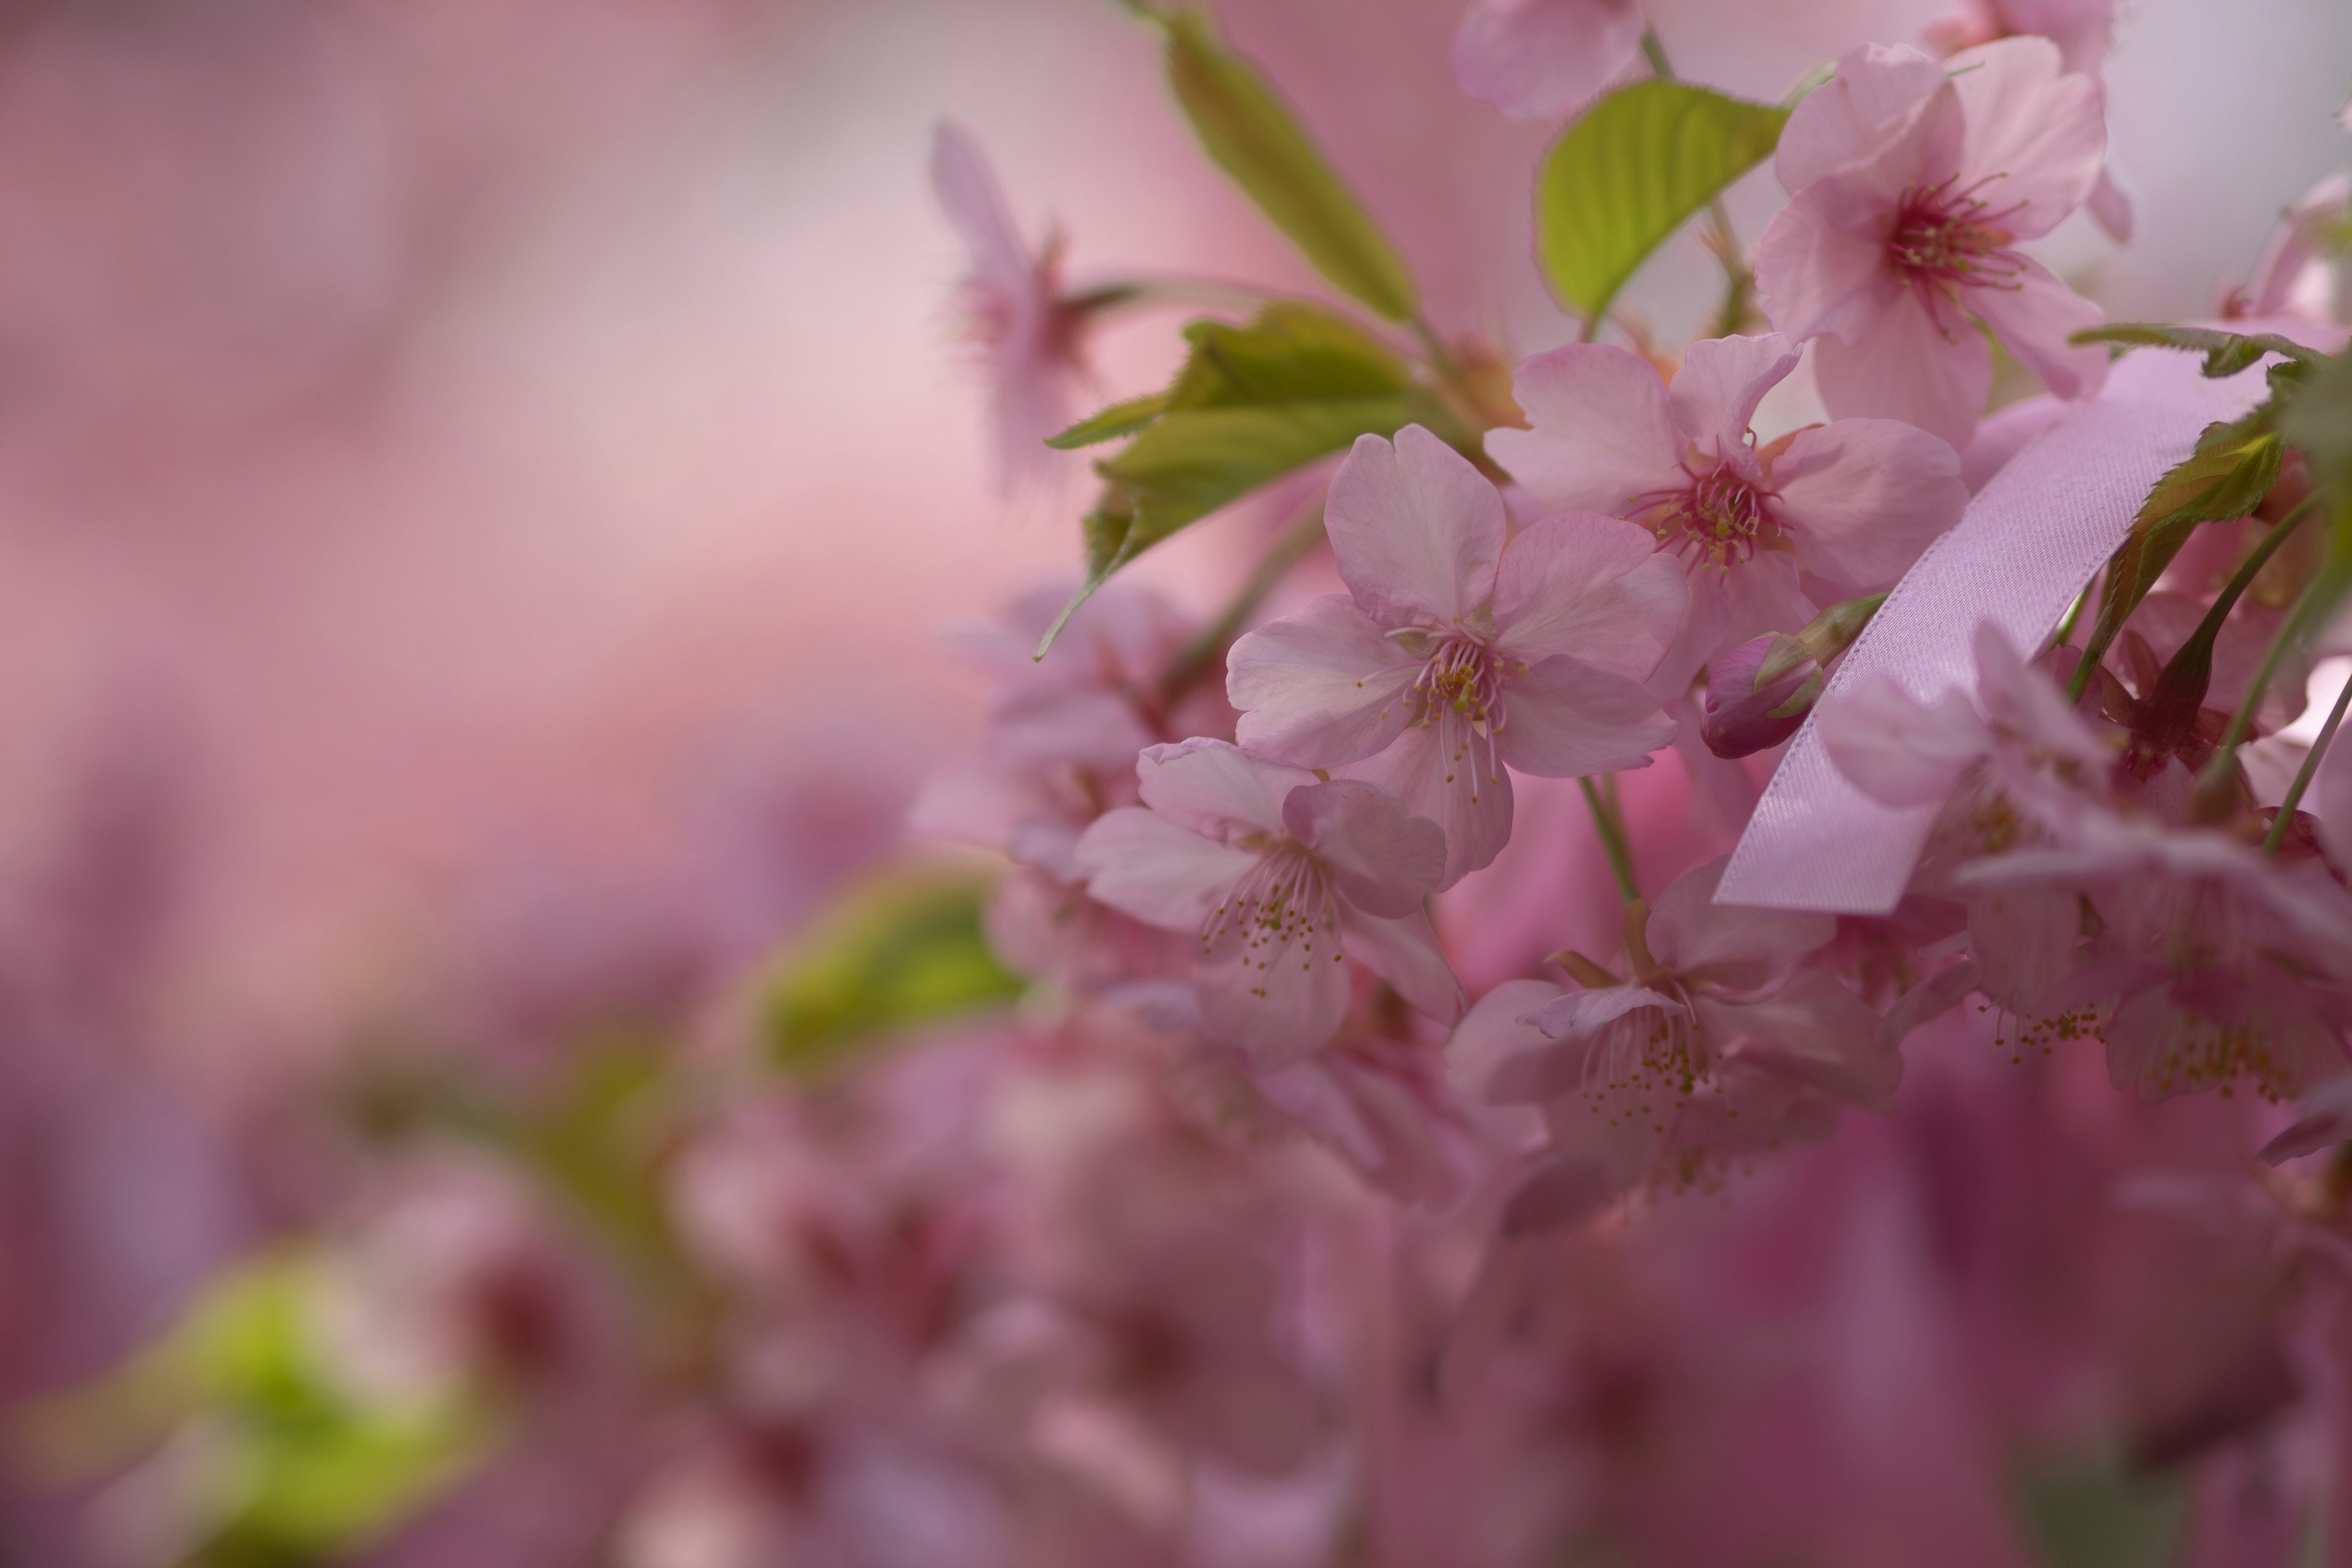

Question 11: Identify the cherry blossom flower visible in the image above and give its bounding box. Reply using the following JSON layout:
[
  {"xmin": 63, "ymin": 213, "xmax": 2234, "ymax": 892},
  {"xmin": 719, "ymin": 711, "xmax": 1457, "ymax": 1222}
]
[
  {"xmin": 1447, "ymin": 858, "xmax": 1896, "ymax": 1210},
  {"xmin": 1227, "ymin": 425, "xmax": 1684, "ymax": 889},
  {"xmin": 1488, "ymin": 333, "xmax": 1966, "ymax": 690},
  {"xmin": 1452, "ymin": 0, "xmax": 1644, "ymax": 123},
  {"xmin": 1753, "ymin": 39, "xmax": 2110, "ymax": 449},
  {"xmin": 931, "ymin": 124, "xmax": 1110, "ymax": 492},
  {"xmin": 1923, "ymin": 0, "xmax": 2132, "ymax": 241},
  {"xmin": 2225, "ymin": 173, "xmax": 2350, "ymax": 323},
  {"xmin": 1072, "ymin": 738, "xmax": 1463, "ymax": 1063}
]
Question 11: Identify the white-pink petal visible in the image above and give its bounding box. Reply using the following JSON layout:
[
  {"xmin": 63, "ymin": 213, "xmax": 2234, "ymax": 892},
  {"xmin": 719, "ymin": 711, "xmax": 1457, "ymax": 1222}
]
[
  {"xmin": 1818, "ymin": 674, "xmax": 1996, "ymax": 807},
  {"xmin": 1136, "ymin": 737, "xmax": 1311, "ymax": 840},
  {"xmin": 1667, "ymin": 333, "xmax": 1801, "ymax": 462},
  {"xmin": 1754, "ymin": 178, "xmax": 1902, "ymax": 345},
  {"xmin": 1774, "ymin": 44, "xmax": 1955, "ymax": 198},
  {"xmin": 1968, "ymin": 255, "xmax": 2108, "ymax": 402},
  {"xmin": 1345, "ymin": 721, "xmax": 1513, "ymax": 892},
  {"xmin": 1228, "ymin": 594, "xmax": 1418, "ymax": 768},
  {"xmin": 1195, "ymin": 923, "xmax": 1352, "ymax": 1066},
  {"xmin": 1646, "ymin": 856, "xmax": 1834, "ymax": 991},
  {"xmin": 1703, "ymin": 973, "xmax": 1899, "ymax": 1103},
  {"xmin": 1811, "ymin": 286, "xmax": 1993, "ymax": 451},
  {"xmin": 1945, "ymin": 37, "xmax": 2105, "ymax": 239},
  {"xmin": 1490, "ymin": 512, "xmax": 1686, "ymax": 677},
  {"xmin": 1282, "ymin": 779, "xmax": 1447, "ymax": 919},
  {"xmin": 1447, "ymin": 978, "xmax": 1570, "ymax": 1103},
  {"xmin": 1337, "ymin": 903, "xmax": 1466, "ymax": 1027},
  {"xmin": 1328, "ymin": 426, "xmax": 1507, "ymax": 629},
  {"xmin": 1770, "ymin": 417, "xmax": 1968, "ymax": 590},
  {"xmin": 1487, "ymin": 344, "xmax": 1681, "ymax": 514},
  {"xmin": 1495, "ymin": 655, "xmax": 1674, "ymax": 778},
  {"xmin": 1074, "ymin": 807, "xmax": 1258, "ymax": 931},
  {"xmin": 1451, "ymin": 0, "xmax": 1643, "ymax": 124},
  {"xmin": 1521, "ymin": 982, "xmax": 1683, "ymax": 1042}
]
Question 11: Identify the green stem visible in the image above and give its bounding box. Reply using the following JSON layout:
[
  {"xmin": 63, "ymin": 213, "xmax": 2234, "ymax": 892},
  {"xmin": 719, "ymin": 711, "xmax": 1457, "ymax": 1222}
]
[
  {"xmin": 2263, "ymin": 669, "xmax": 2352, "ymax": 854},
  {"xmin": 1641, "ymin": 28, "xmax": 1752, "ymax": 336},
  {"xmin": 1409, "ymin": 313, "xmax": 1460, "ymax": 379},
  {"xmin": 2195, "ymin": 565, "xmax": 2334, "ymax": 813},
  {"xmin": 1157, "ymin": 506, "xmax": 1326, "ymax": 705},
  {"xmin": 2051, "ymin": 580, "xmax": 2090, "ymax": 650},
  {"xmin": 1580, "ymin": 776, "xmax": 1640, "ymax": 904}
]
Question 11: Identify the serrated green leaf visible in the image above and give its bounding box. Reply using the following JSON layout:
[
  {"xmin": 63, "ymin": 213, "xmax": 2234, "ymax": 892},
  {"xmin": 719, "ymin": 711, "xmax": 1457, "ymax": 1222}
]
[
  {"xmin": 1048, "ymin": 393, "xmax": 1170, "ymax": 450},
  {"xmin": 2079, "ymin": 423, "xmax": 2286, "ymax": 680},
  {"xmin": 1106, "ymin": 396, "xmax": 1419, "ymax": 535},
  {"xmin": 1536, "ymin": 81, "xmax": 1788, "ymax": 322},
  {"xmin": 764, "ymin": 869, "xmax": 1023, "ymax": 1076},
  {"xmin": 2072, "ymin": 322, "xmax": 2323, "ymax": 375},
  {"xmin": 1161, "ymin": 9, "xmax": 1417, "ymax": 322}
]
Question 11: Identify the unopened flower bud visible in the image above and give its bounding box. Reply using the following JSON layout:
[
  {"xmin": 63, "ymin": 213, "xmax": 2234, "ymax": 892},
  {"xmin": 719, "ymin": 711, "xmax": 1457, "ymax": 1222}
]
[{"xmin": 1703, "ymin": 634, "xmax": 1816, "ymax": 758}]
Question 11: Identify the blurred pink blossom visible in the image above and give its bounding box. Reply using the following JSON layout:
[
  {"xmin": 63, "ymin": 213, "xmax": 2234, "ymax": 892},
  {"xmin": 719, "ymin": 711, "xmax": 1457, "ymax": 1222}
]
[{"xmin": 1451, "ymin": 0, "xmax": 1645, "ymax": 123}]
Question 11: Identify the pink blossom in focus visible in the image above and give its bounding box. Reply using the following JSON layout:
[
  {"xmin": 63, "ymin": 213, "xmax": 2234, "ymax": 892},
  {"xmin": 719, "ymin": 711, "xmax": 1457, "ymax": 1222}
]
[
  {"xmin": 1452, "ymin": 0, "xmax": 1645, "ymax": 124},
  {"xmin": 1073, "ymin": 738, "xmax": 1463, "ymax": 1063},
  {"xmin": 1922, "ymin": 0, "xmax": 2131, "ymax": 242},
  {"xmin": 931, "ymin": 124, "xmax": 1101, "ymax": 494},
  {"xmin": 1490, "ymin": 333, "xmax": 1965, "ymax": 690},
  {"xmin": 1227, "ymin": 425, "xmax": 1684, "ymax": 889},
  {"xmin": 1448, "ymin": 857, "xmax": 1896, "ymax": 1211},
  {"xmin": 1754, "ymin": 40, "xmax": 2110, "ymax": 450}
]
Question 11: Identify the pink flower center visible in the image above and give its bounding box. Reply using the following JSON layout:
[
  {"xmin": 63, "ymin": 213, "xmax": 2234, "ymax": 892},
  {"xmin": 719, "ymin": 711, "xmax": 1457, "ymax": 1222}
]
[
  {"xmin": 1888, "ymin": 173, "xmax": 2028, "ymax": 328},
  {"xmin": 1636, "ymin": 461, "xmax": 1784, "ymax": 573},
  {"xmin": 1578, "ymin": 989, "xmax": 1713, "ymax": 1128},
  {"xmin": 1200, "ymin": 842, "xmax": 1341, "ymax": 991},
  {"xmin": 1406, "ymin": 635, "xmax": 1512, "ymax": 799}
]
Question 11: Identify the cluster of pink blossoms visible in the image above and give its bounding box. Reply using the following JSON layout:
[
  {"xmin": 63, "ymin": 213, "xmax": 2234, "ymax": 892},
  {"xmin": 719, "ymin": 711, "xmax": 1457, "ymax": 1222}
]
[{"xmin": 24, "ymin": 2, "xmax": 2352, "ymax": 1567}]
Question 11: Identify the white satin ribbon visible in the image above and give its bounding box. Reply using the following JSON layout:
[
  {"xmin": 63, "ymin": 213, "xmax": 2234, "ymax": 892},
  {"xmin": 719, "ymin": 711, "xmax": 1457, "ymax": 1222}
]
[{"xmin": 1716, "ymin": 342, "xmax": 2291, "ymax": 914}]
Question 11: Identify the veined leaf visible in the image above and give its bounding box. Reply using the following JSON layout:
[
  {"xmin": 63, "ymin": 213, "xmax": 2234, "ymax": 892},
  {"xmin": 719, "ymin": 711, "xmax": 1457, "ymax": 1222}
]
[
  {"xmin": 1047, "ymin": 393, "xmax": 1170, "ymax": 450},
  {"xmin": 764, "ymin": 868, "xmax": 1022, "ymax": 1076},
  {"xmin": 1537, "ymin": 81, "xmax": 1787, "ymax": 322},
  {"xmin": 2079, "ymin": 422, "xmax": 2286, "ymax": 679},
  {"xmin": 1161, "ymin": 9, "xmax": 1418, "ymax": 322},
  {"xmin": 2072, "ymin": 322, "xmax": 2323, "ymax": 377}
]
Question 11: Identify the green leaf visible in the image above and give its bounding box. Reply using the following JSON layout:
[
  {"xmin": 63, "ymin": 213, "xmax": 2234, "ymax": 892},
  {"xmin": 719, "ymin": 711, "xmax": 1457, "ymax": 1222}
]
[
  {"xmin": 1536, "ymin": 81, "xmax": 1789, "ymax": 322},
  {"xmin": 2071, "ymin": 322, "xmax": 2323, "ymax": 376},
  {"xmin": 1037, "ymin": 303, "xmax": 1428, "ymax": 651},
  {"xmin": 1047, "ymin": 393, "xmax": 1170, "ymax": 450},
  {"xmin": 2079, "ymin": 421, "xmax": 2286, "ymax": 679},
  {"xmin": 2014, "ymin": 1453, "xmax": 2187, "ymax": 1568},
  {"xmin": 764, "ymin": 867, "xmax": 1023, "ymax": 1076},
  {"xmin": 1161, "ymin": 9, "xmax": 1418, "ymax": 321}
]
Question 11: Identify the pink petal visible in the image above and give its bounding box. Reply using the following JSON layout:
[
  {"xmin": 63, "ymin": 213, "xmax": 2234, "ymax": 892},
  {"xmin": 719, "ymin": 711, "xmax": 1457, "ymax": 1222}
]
[
  {"xmin": 1490, "ymin": 512, "xmax": 1686, "ymax": 677},
  {"xmin": 1959, "ymin": 393, "xmax": 2065, "ymax": 491},
  {"xmin": 1073, "ymin": 807, "xmax": 1257, "ymax": 932},
  {"xmin": 1770, "ymin": 417, "xmax": 1968, "ymax": 590},
  {"xmin": 1485, "ymin": 345, "xmax": 1681, "ymax": 515},
  {"xmin": 1812, "ymin": 286, "xmax": 1993, "ymax": 450},
  {"xmin": 1495, "ymin": 655, "xmax": 1675, "ymax": 778},
  {"xmin": 1337, "ymin": 903, "xmax": 1466, "ymax": 1025},
  {"xmin": 1281, "ymin": 779, "xmax": 1447, "ymax": 918},
  {"xmin": 1521, "ymin": 982, "xmax": 1681, "ymax": 1042},
  {"xmin": 1946, "ymin": 37, "xmax": 2106, "ymax": 239},
  {"xmin": 1327, "ymin": 426, "xmax": 1507, "ymax": 630},
  {"xmin": 2320, "ymin": 710, "xmax": 2352, "ymax": 873},
  {"xmin": 1651, "ymin": 552, "xmax": 1818, "ymax": 698},
  {"xmin": 1447, "ymin": 978, "xmax": 1570, "ymax": 1103},
  {"xmin": 1451, "ymin": 0, "xmax": 1643, "ymax": 124},
  {"xmin": 1667, "ymin": 333, "xmax": 1801, "ymax": 459},
  {"xmin": 1136, "ymin": 737, "xmax": 1312, "ymax": 839},
  {"xmin": 930, "ymin": 123, "xmax": 1031, "ymax": 295},
  {"xmin": 1194, "ymin": 925, "xmax": 1351, "ymax": 1066},
  {"xmin": 1229, "ymin": 594, "xmax": 1418, "ymax": 768},
  {"xmin": 1817, "ymin": 673, "xmax": 1995, "ymax": 806},
  {"xmin": 2086, "ymin": 166, "xmax": 2133, "ymax": 244},
  {"xmin": 1344, "ymin": 720, "xmax": 1512, "ymax": 891},
  {"xmin": 1967, "ymin": 255, "xmax": 2108, "ymax": 402},
  {"xmin": 1703, "ymin": 973, "xmax": 1899, "ymax": 1104},
  {"xmin": 1646, "ymin": 856, "xmax": 1834, "ymax": 990},
  {"xmin": 1754, "ymin": 178, "xmax": 1902, "ymax": 345},
  {"xmin": 1774, "ymin": 44, "xmax": 1955, "ymax": 197}
]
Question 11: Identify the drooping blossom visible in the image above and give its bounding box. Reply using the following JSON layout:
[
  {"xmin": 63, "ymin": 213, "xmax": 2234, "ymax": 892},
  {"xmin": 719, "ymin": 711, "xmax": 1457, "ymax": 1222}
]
[
  {"xmin": 1072, "ymin": 737, "xmax": 1463, "ymax": 1063},
  {"xmin": 1754, "ymin": 39, "xmax": 2110, "ymax": 449},
  {"xmin": 1226, "ymin": 424, "xmax": 1684, "ymax": 889},
  {"xmin": 931, "ymin": 124, "xmax": 1111, "ymax": 492},
  {"xmin": 2224, "ymin": 173, "xmax": 2351, "ymax": 323},
  {"xmin": 1922, "ymin": 0, "xmax": 2132, "ymax": 241},
  {"xmin": 1958, "ymin": 812, "xmax": 2352, "ymax": 1106},
  {"xmin": 1447, "ymin": 858, "xmax": 1897, "ymax": 1215},
  {"xmin": 1452, "ymin": 0, "xmax": 1644, "ymax": 123},
  {"xmin": 1488, "ymin": 333, "xmax": 1965, "ymax": 690}
]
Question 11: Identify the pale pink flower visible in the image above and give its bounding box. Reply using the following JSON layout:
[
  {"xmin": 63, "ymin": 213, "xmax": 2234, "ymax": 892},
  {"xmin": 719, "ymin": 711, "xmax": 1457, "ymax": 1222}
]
[
  {"xmin": 1959, "ymin": 811, "xmax": 2352, "ymax": 1104},
  {"xmin": 1072, "ymin": 738, "xmax": 1463, "ymax": 1063},
  {"xmin": 1754, "ymin": 40, "xmax": 2110, "ymax": 449},
  {"xmin": 1923, "ymin": 0, "xmax": 2131, "ymax": 241},
  {"xmin": 931, "ymin": 124, "xmax": 1104, "ymax": 493},
  {"xmin": 1227, "ymin": 425, "xmax": 1684, "ymax": 889},
  {"xmin": 1489, "ymin": 333, "xmax": 1966, "ymax": 690},
  {"xmin": 1448, "ymin": 858, "xmax": 1896, "ymax": 1209},
  {"xmin": 2225, "ymin": 173, "xmax": 2350, "ymax": 323},
  {"xmin": 1452, "ymin": 0, "xmax": 1644, "ymax": 123}
]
